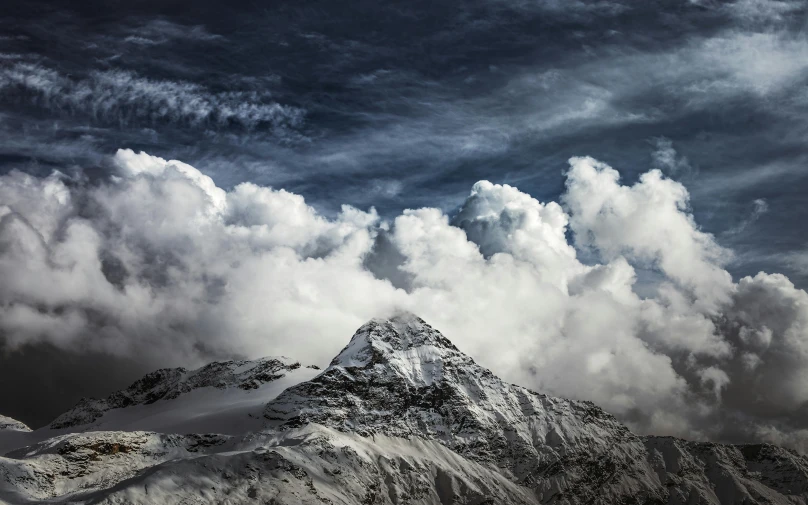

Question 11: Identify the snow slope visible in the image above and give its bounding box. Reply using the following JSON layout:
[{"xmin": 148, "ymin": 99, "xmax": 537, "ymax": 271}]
[
  {"xmin": 1, "ymin": 314, "xmax": 807, "ymax": 504},
  {"xmin": 0, "ymin": 418, "xmax": 29, "ymax": 434},
  {"xmin": 0, "ymin": 357, "xmax": 320, "ymax": 455}
]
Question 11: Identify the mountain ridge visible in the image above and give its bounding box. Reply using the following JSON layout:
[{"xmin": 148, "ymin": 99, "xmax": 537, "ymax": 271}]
[
  {"xmin": 0, "ymin": 416, "xmax": 29, "ymax": 433},
  {"xmin": 49, "ymin": 355, "xmax": 307, "ymax": 430},
  {"xmin": 1, "ymin": 313, "xmax": 807, "ymax": 504},
  {"xmin": 263, "ymin": 313, "xmax": 661, "ymax": 503}
]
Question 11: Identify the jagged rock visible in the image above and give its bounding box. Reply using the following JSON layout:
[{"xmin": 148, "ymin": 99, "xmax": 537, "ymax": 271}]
[
  {"xmin": 48, "ymin": 356, "xmax": 307, "ymax": 430},
  {"xmin": 264, "ymin": 314, "xmax": 664, "ymax": 502},
  {"xmin": 0, "ymin": 416, "xmax": 30, "ymax": 433},
  {"xmin": 1, "ymin": 314, "xmax": 806, "ymax": 504}
]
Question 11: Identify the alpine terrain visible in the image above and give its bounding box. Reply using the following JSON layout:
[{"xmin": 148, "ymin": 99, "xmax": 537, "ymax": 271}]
[{"xmin": 1, "ymin": 314, "xmax": 806, "ymax": 504}]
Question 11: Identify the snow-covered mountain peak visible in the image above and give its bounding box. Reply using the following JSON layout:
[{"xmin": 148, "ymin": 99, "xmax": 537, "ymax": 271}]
[
  {"xmin": 263, "ymin": 314, "xmax": 659, "ymax": 496},
  {"xmin": 329, "ymin": 312, "xmax": 467, "ymax": 387},
  {"xmin": 337, "ymin": 313, "xmax": 459, "ymax": 358},
  {"xmin": 3, "ymin": 315, "xmax": 808, "ymax": 504}
]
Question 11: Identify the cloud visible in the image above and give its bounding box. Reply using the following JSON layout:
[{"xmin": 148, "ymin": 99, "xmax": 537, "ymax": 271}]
[
  {"xmin": 725, "ymin": 0, "xmax": 805, "ymax": 23},
  {"xmin": 124, "ymin": 19, "xmax": 225, "ymax": 46},
  {"xmin": 0, "ymin": 64, "xmax": 304, "ymax": 136},
  {"xmin": 724, "ymin": 198, "xmax": 769, "ymax": 235},
  {"xmin": 451, "ymin": 180, "xmax": 582, "ymax": 290},
  {"xmin": 275, "ymin": 13, "xmax": 808, "ymax": 204},
  {"xmin": 782, "ymin": 250, "xmax": 808, "ymax": 276},
  {"xmin": 2, "ymin": 149, "xmax": 808, "ymax": 451},
  {"xmin": 123, "ymin": 36, "xmax": 162, "ymax": 46},
  {"xmin": 496, "ymin": 0, "xmax": 629, "ymax": 17},
  {"xmin": 720, "ymin": 273, "xmax": 808, "ymax": 414},
  {"xmin": 650, "ymin": 137, "xmax": 694, "ymax": 177},
  {"xmin": 563, "ymin": 156, "xmax": 733, "ymax": 312}
]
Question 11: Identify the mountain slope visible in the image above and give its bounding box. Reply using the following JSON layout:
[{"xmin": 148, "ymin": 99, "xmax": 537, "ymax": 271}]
[
  {"xmin": 0, "ymin": 417, "xmax": 29, "ymax": 433},
  {"xmin": 49, "ymin": 356, "xmax": 318, "ymax": 431},
  {"xmin": 1, "ymin": 314, "xmax": 807, "ymax": 504},
  {"xmin": 264, "ymin": 315, "xmax": 664, "ymax": 503},
  {"xmin": 0, "ymin": 356, "xmax": 321, "ymax": 456}
]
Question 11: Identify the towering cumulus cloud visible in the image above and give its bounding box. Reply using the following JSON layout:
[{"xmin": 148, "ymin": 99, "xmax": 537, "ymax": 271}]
[{"xmin": 2, "ymin": 149, "xmax": 808, "ymax": 450}]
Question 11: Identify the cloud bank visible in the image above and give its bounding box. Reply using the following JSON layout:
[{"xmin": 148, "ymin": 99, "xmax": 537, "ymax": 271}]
[{"xmin": 2, "ymin": 149, "xmax": 808, "ymax": 451}]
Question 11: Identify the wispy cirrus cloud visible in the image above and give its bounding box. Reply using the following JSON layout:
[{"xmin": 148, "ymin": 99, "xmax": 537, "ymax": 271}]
[
  {"xmin": 724, "ymin": 0, "xmax": 806, "ymax": 22},
  {"xmin": 0, "ymin": 63, "xmax": 305, "ymax": 137},
  {"xmin": 723, "ymin": 198, "xmax": 770, "ymax": 236},
  {"xmin": 123, "ymin": 19, "xmax": 225, "ymax": 46},
  {"xmin": 650, "ymin": 138, "xmax": 694, "ymax": 177}
]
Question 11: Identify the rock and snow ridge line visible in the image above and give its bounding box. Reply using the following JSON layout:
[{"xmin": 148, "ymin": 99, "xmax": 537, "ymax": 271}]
[
  {"xmin": 48, "ymin": 355, "xmax": 313, "ymax": 430},
  {"xmin": 0, "ymin": 417, "xmax": 29, "ymax": 433},
  {"xmin": 0, "ymin": 355, "xmax": 324, "ymax": 457},
  {"xmin": 0, "ymin": 312, "xmax": 807, "ymax": 504}
]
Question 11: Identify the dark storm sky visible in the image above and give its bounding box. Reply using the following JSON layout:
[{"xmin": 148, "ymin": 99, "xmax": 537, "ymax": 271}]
[
  {"xmin": 1, "ymin": 0, "xmax": 808, "ymax": 431},
  {"xmin": 2, "ymin": 0, "xmax": 805, "ymax": 275}
]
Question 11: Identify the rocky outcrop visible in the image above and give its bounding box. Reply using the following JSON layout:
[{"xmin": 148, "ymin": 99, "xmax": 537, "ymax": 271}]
[
  {"xmin": 49, "ymin": 357, "xmax": 303, "ymax": 429},
  {"xmin": 264, "ymin": 314, "xmax": 664, "ymax": 503},
  {"xmin": 1, "ymin": 314, "xmax": 806, "ymax": 504},
  {"xmin": 0, "ymin": 416, "xmax": 30, "ymax": 433}
]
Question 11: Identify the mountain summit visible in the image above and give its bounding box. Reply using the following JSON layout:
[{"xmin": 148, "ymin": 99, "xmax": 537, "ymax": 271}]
[
  {"xmin": 2, "ymin": 315, "xmax": 808, "ymax": 504},
  {"xmin": 263, "ymin": 312, "xmax": 663, "ymax": 502},
  {"xmin": 330, "ymin": 313, "xmax": 462, "ymax": 370}
]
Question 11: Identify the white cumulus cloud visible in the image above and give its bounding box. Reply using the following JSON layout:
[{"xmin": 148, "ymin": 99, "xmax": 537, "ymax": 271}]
[{"xmin": 2, "ymin": 149, "xmax": 808, "ymax": 451}]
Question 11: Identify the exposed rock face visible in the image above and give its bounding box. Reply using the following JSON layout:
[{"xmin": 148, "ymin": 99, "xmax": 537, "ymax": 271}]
[
  {"xmin": 1, "ymin": 314, "xmax": 807, "ymax": 504},
  {"xmin": 642, "ymin": 437, "xmax": 808, "ymax": 503},
  {"xmin": 0, "ymin": 431, "xmax": 230, "ymax": 503},
  {"xmin": 49, "ymin": 357, "xmax": 303, "ymax": 429},
  {"xmin": 264, "ymin": 315, "xmax": 664, "ymax": 502},
  {"xmin": 0, "ymin": 416, "xmax": 30, "ymax": 433}
]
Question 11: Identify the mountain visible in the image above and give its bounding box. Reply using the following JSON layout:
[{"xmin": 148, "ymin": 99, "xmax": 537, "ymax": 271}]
[
  {"xmin": 1, "ymin": 313, "xmax": 807, "ymax": 504},
  {"xmin": 47, "ymin": 356, "xmax": 320, "ymax": 434},
  {"xmin": 0, "ymin": 417, "xmax": 29, "ymax": 433}
]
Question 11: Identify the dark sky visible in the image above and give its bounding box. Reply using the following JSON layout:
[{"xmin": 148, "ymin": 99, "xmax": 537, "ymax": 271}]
[
  {"xmin": 2, "ymin": 0, "xmax": 805, "ymax": 266},
  {"xmin": 2, "ymin": 0, "xmax": 808, "ymax": 444}
]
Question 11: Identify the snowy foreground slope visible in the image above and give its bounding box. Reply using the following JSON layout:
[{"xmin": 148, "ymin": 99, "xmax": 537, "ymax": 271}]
[{"xmin": 1, "ymin": 315, "xmax": 807, "ymax": 504}]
